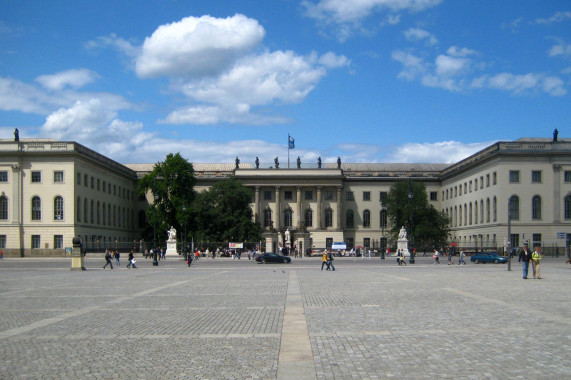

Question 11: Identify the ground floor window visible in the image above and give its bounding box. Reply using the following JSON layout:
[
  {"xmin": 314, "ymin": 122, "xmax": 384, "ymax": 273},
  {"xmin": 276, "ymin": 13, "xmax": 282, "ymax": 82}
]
[
  {"xmin": 0, "ymin": 235, "xmax": 5, "ymax": 248},
  {"xmin": 32, "ymin": 235, "xmax": 41, "ymax": 249},
  {"xmin": 54, "ymin": 235, "xmax": 64, "ymax": 249}
]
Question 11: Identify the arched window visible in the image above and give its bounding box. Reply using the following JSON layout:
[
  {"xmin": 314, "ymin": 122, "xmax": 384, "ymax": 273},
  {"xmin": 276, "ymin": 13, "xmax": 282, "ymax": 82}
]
[
  {"xmin": 283, "ymin": 208, "xmax": 293, "ymax": 227},
  {"xmin": 469, "ymin": 203, "xmax": 473, "ymax": 225},
  {"xmin": 54, "ymin": 196, "xmax": 64, "ymax": 220},
  {"xmin": 474, "ymin": 202, "xmax": 478, "ymax": 224},
  {"xmin": 459, "ymin": 206, "xmax": 462, "ymax": 226},
  {"xmin": 77, "ymin": 197, "xmax": 81, "ymax": 222},
  {"xmin": 493, "ymin": 196, "xmax": 497, "ymax": 221},
  {"xmin": 565, "ymin": 195, "xmax": 571, "ymax": 220},
  {"xmin": 0, "ymin": 195, "xmax": 8, "ymax": 220},
  {"xmin": 509, "ymin": 195, "xmax": 519, "ymax": 220},
  {"xmin": 83, "ymin": 198, "xmax": 88, "ymax": 223},
  {"xmin": 325, "ymin": 208, "xmax": 333, "ymax": 227},
  {"xmin": 532, "ymin": 195, "xmax": 541, "ymax": 220},
  {"xmin": 380, "ymin": 209, "xmax": 387, "ymax": 228},
  {"xmin": 363, "ymin": 209, "xmax": 370, "ymax": 228},
  {"xmin": 97, "ymin": 201, "xmax": 101, "ymax": 224},
  {"xmin": 90, "ymin": 200, "xmax": 94, "ymax": 224},
  {"xmin": 264, "ymin": 207, "xmax": 272, "ymax": 228},
  {"xmin": 304, "ymin": 208, "xmax": 313, "ymax": 227},
  {"xmin": 454, "ymin": 206, "xmax": 458, "ymax": 227},
  {"xmin": 31, "ymin": 196, "xmax": 41, "ymax": 220},
  {"xmin": 464, "ymin": 204, "xmax": 467, "ymax": 225},
  {"xmin": 102, "ymin": 203, "xmax": 106, "ymax": 226},
  {"xmin": 486, "ymin": 198, "xmax": 490, "ymax": 222},
  {"xmin": 480, "ymin": 200, "xmax": 484, "ymax": 223},
  {"xmin": 346, "ymin": 209, "xmax": 354, "ymax": 228}
]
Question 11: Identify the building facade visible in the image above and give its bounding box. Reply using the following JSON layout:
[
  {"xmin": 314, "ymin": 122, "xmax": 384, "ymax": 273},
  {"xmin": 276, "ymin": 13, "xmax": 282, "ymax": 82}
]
[{"xmin": 1, "ymin": 137, "xmax": 569, "ymax": 256}]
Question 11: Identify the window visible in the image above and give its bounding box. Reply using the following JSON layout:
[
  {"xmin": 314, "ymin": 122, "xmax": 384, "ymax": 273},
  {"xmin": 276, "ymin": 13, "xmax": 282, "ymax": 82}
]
[
  {"xmin": 263, "ymin": 191, "xmax": 272, "ymax": 200},
  {"xmin": 325, "ymin": 208, "xmax": 333, "ymax": 227},
  {"xmin": 363, "ymin": 191, "xmax": 371, "ymax": 201},
  {"xmin": 509, "ymin": 170, "xmax": 519, "ymax": 183},
  {"xmin": 31, "ymin": 235, "xmax": 41, "ymax": 249},
  {"xmin": 84, "ymin": 174, "xmax": 88, "ymax": 187},
  {"xmin": 31, "ymin": 171, "xmax": 41, "ymax": 183},
  {"xmin": 283, "ymin": 208, "xmax": 292, "ymax": 227},
  {"xmin": 54, "ymin": 235, "xmax": 63, "ymax": 249},
  {"xmin": 532, "ymin": 195, "xmax": 541, "ymax": 220},
  {"xmin": 486, "ymin": 198, "xmax": 491, "ymax": 222},
  {"xmin": 345, "ymin": 191, "xmax": 354, "ymax": 201},
  {"xmin": 469, "ymin": 181, "xmax": 473, "ymax": 192},
  {"xmin": 305, "ymin": 191, "xmax": 313, "ymax": 200},
  {"xmin": 430, "ymin": 192, "xmax": 437, "ymax": 201},
  {"xmin": 474, "ymin": 179, "xmax": 477, "ymax": 191},
  {"xmin": 493, "ymin": 172, "xmax": 497, "ymax": 185},
  {"xmin": 264, "ymin": 208, "xmax": 272, "ymax": 228},
  {"xmin": 0, "ymin": 171, "xmax": 7, "ymax": 182},
  {"xmin": 284, "ymin": 191, "xmax": 293, "ymax": 200},
  {"xmin": 380, "ymin": 192, "xmax": 388, "ymax": 205},
  {"xmin": 91, "ymin": 200, "xmax": 95, "ymax": 224},
  {"xmin": 324, "ymin": 191, "xmax": 334, "ymax": 201},
  {"xmin": 565, "ymin": 171, "xmax": 571, "ymax": 183},
  {"xmin": 97, "ymin": 201, "xmax": 101, "ymax": 224},
  {"xmin": 0, "ymin": 196, "xmax": 7, "ymax": 220},
  {"xmin": 83, "ymin": 199, "xmax": 88, "ymax": 223},
  {"xmin": 532, "ymin": 234, "xmax": 541, "ymax": 247},
  {"xmin": 493, "ymin": 197, "xmax": 497, "ymax": 222},
  {"xmin": 31, "ymin": 196, "xmax": 41, "ymax": 220},
  {"xmin": 486, "ymin": 174, "xmax": 490, "ymax": 187},
  {"xmin": 346, "ymin": 209, "xmax": 354, "ymax": 228},
  {"xmin": 509, "ymin": 195, "xmax": 519, "ymax": 220},
  {"xmin": 531, "ymin": 170, "xmax": 542, "ymax": 183},
  {"xmin": 565, "ymin": 195, "xmax": 571, "ymax": 220},
  {"xmin": 54, "ymin": 171, "xmax": 64, "ymax": 183},
  {"xmin": 304, "ymin": 208, "xmax": 313, "ymax": 227},
  {"xmin": 54, "ymin": 196, "xmax": 64, "ymax": 220},
  {"xmin": 97, "ymin": 178, "xmax": 101, "ymax": 191},
  {"xmin": 77, "ymin": 172, "xmax": 81, "ymax": 185},
  {"xmin": 510, "ymin": 234, "xmax": 519, "ymax": 250},
  {"xmin": 363, "ymin": 209, "xmax": 370, "ymax": 228},
  {"xmin": 480, "ymin": 176, "xmax": 484, "ymax": 189},
  {"xmin": 364, "ymin": 238, "xmax": 370, "ymax": 249},
  {"xmin": 90, "ymin": 177, "xmax": 94, "ymax": 189},
  {"xmin": 464, "ymin": 183, "xmax": 467, "ymax": 193},
  {"xmin": 103, "ymin": 181, "xmax": 106, "ymax": 193},
  {"xmin": 0, "ymin": 235, "xmax": 5, "ymax": 248},
  {"xmin": 380, "ymin": 209, "xmax": 387, "ymax": 228}
]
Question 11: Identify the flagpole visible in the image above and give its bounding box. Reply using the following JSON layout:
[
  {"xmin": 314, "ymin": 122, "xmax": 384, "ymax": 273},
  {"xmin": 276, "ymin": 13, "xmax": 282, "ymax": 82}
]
[{"xmin": 288, "ymin": 133, "xmax": 290, "ymax": 169}]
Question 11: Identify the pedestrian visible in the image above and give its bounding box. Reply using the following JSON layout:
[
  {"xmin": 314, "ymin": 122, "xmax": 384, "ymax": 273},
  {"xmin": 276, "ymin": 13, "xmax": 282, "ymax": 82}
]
[
  {"xmin": 321, "ymin": 251, "xmax": 330, "ymax": 271},
  {"xmin": 447, "ymin": 250, "xmax": 453, "ymax": 265},
  {"xmin": 103, "ymin": 249, "xmax": 114, "ymax": 269},
  {"xmin": 532, "ymin": 245, "xmax": 542, "ymax": 279},
  {"xmin": 459, "ymin": 250, "xmax": 466, "ymax": 265},
  {"xmin": 328, "ymin": 250, "xmax": 336, "ymax": 271},
  {"xmin": 0, "ymin": 249, "xmax": 3, "ymax": 260},
  {"xmin": 433, "ymin": 249, "xmax": 440, "ymax": 265},
  {"xmin": 397, "ymin": 249, "xmax": 403, "ymax": 265},
  {"xmin": 187, "ymin": 253, "xmax": 193, "ymax": 267},
  {"xmin": 127, "ymin": 251, "xmax": 137, "ymax": 269},
  {"xmin": 518, "ymin": 242, "xmax": 532, "ymax": 279},
  {"xmin": 115, "ymin": 251, "xmax": 120, "ymax": 266}
]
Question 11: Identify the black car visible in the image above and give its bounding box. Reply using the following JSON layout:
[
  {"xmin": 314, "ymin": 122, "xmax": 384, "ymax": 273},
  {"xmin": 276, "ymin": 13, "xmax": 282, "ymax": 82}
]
[{"xmin": 255, "ymin": 252, "xmax": 291, "ymax": 264}]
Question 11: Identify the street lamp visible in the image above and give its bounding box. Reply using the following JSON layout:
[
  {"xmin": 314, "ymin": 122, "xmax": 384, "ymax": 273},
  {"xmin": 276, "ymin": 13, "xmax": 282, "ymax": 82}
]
[{"xmin": 408, "ymin": 178, "xmax": 414, "ymax": 264}]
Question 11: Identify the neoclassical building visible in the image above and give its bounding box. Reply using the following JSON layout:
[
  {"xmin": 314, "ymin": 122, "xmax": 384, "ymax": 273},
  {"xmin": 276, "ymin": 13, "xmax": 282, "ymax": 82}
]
[{"xmin": 1, "ymin": 137, "xmax": 569, "ymax": 256}]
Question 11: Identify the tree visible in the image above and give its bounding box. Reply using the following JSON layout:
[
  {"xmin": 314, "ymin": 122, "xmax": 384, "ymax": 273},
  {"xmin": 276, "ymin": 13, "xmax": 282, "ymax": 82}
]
[
  {"xmin": 386, "ymin": 180, "xmax": 450, "ymax": 249},
  {"xmin": 137, "ymin": 153, "xmax": 196, "ymax": 245},
  {"xmin": 192, "ymin": 177, "xmax": 262, "ymax": 243}
]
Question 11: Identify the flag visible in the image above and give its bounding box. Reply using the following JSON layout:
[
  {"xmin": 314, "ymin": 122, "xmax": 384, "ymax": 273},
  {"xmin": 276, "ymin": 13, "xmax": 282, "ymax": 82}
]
[{"xmin": 288, "ymin": 135, "xmax": 295, "ymax": 149}]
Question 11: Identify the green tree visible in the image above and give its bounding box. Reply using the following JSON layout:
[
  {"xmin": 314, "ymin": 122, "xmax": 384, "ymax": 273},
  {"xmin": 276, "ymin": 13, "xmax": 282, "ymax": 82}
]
[
  {"xmin": 386, "ymin": 180, "xmax": 450, "ymax": 249},
  {"xmin": 137, "ymin": 153, "xmax": 196, "ymax": 246},
  {"xmin": 192, "ymin": 177, "xmax": 262, "ymax": 243}
]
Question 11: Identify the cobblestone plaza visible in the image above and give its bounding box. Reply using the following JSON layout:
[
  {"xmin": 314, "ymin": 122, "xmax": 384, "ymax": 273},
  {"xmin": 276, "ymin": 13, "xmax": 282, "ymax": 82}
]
[{"xmin": 1, "ymin": 256, "xmax": 570, "ymax": 379}]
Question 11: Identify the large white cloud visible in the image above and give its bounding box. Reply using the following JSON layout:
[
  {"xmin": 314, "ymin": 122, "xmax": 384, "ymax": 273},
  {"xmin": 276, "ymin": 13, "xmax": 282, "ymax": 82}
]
[
  {"xmin": 471, "ymin": 73, "xmax": 566, "ymax": 96},
  {"xmin": 135, "ymin": 14, "xmax": 265, "ymax": 78},
  {"xmin": 385, "ymin": 141, "xmax": 494, "ymax": 164}
]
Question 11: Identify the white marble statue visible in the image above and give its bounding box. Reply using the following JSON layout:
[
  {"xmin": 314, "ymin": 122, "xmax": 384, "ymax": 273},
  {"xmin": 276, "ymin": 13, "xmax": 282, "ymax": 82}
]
[
  {"xmin": 398, "ymin": 226, "xmax": 407, "ymax": 240},
  {"xmin": 167, "ymin": 226, "xmax": 177, "ymax": 241},
  {"xmin": 284, "ymin": 228, "xmax": 291, "ymax": 243}
]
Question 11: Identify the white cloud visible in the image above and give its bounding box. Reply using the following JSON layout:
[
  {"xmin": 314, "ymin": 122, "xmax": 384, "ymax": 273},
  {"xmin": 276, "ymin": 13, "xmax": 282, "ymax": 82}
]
[
  {"xmin": 404, "ymin": 27, "xmax": 438, "ymax": 45},
  {"xmin": 385, "ymin": 141, "xmax": 494, "ymax": 164},
  {"xmin": 391, "ymin": 50, "xmax": 426, "ymax": 80},
  {"xmin": 471, "ymin": 72, "xmax": 567, "ymax": 96},
  {"xmin": 535, "ymin": 11, "xmax": 571, "ymax": 25},
  {"xmin": 0, "ymin": 77, "xmax": 53, "ymax": 114},
  {"xmin": 85, "ymin": 33, "xmax": 140, "ymax": 58},
  {"xmin": 549, "ymin": 41, "xmax": 571, "ymax": 57},
  {"xmin": 35, "ymin": 69, "xmax": 98, "ymax": 91},
  {"xmin": 135, "ymin": 14, "xmax": 265, "ymax": 78}
]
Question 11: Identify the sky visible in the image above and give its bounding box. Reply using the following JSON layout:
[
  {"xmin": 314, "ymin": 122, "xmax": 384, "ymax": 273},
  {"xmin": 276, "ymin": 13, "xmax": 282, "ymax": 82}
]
[{"xmin": 0, "ymin": 0, "xmax": 570, "ymax": 165}]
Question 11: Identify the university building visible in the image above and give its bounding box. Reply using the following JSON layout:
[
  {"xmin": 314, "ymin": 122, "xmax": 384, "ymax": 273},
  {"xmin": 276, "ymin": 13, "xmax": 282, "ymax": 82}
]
[{"xmin": 0, "ymin": 137, "xmax": 569, "ymax": 256}]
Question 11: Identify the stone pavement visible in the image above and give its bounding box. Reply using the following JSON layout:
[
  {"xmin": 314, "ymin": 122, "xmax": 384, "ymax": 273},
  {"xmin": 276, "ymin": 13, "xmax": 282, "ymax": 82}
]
[{"xmin": 0, "ymin": 256, "xmax": 569, "ymax": 379}]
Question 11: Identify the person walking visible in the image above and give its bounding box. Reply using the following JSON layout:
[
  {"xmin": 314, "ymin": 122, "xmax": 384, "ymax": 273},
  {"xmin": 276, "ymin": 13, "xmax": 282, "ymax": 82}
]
[
  {"xmin": 433, "ymin": 249, "xmax": 440, "ymax": 265},
  {"xmin": 115, "ymin": 251, "xmax": 120, "ymax": 266},
  {"xmin": 127, "ymin": 251, "xmax": 137, "ymax": 269},
  {"xmin": 103, "ymin": 250, "xmax": 114, "ymax": 269},
  {"xmin": 518, "ymin": 242, "xmax": 532, "ymax": 279},
  {"xmin": 532, "ymin": 245, "xmax": 542, "ymax": 279},
  {"xmin": 458, "ymin": 250, "xmax": 466, "ymax": 265},
  {"xmin": 328, "ymin": 250, "xmax": 336, "ymax": 271},
  {"xmin": 321, "ymin": 251, "xmax": 330, "ymax": 271}
]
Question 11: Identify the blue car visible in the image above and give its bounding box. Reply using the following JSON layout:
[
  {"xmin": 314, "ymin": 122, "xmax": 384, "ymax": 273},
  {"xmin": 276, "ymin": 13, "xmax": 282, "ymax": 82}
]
[{"xmin": 470, "ymin": 252, "xmax": 507, "ymax": 264}]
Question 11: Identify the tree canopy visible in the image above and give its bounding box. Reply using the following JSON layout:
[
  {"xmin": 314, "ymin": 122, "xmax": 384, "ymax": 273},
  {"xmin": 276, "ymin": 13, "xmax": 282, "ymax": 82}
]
[{"xmin": 386, "ymin": 180, "xmax": 450, "ymax": 249}]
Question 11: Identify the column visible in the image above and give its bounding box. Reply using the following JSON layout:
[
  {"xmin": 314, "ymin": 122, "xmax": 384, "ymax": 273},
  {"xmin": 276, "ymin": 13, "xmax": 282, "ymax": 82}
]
[
  {"xmin": 316, "ymin": 186, "xmax": 322, "ymax": 229},
  {"xmin": 254, "ymin": 186, "xmax": 260, "ymax": 223},
  {"xmin": 553, "ymin": 164, "xmax": 561, "ymax": 222},
  {"xmin": 274, "ymin": 186, "xmax": 281, "ymax": 230},
  {"xmin": 296, "ymin": 186, "xmax": 302, "ymax": 228},
  {"xmin": 336, "ymin": 186, "xmax": 343, "ymax": 229},
  {"xmin": 11, "ymin": 164, "xmax": 23, "ymax": 255}
]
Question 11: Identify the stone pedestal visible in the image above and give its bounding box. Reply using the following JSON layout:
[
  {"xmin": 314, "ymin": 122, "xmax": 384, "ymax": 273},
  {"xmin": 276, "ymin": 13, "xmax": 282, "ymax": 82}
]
[
  {"xmin": 70, "ymin": 246, "xmax": 85, "ymax": 271},
  {"xmin": 263, "ymin": 231, "xmax": 278, "ymax": 253},
  {"xmin": 397, "ymin": 239, "xmax": 410, "ymax": 257},
  {"xmin": 165, "ymin": 240, "xmax": 177, "ymax": 258}
]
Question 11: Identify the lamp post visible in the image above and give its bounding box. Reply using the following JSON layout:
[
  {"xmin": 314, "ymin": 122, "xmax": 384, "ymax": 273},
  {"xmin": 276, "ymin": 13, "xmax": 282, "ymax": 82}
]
[
  {"xmin": 182, "ymin": 204, "xmax": 187, "ymax": 259},
  {"xmin": 408, "ymin": 178, "xmax": 414, "ymax": 264}
]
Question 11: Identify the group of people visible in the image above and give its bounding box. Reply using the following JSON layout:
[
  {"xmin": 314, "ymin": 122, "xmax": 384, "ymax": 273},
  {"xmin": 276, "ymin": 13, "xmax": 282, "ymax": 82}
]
[
  {"xmin": 102, "ymin": 249, "xmax": 137, "ymax": 269},
  {"xmin": 320, "ymin": 250, "xmax": 336, "ymax": 271},
  {"xmin": 518, "ymin": 242, "xmax": 542, "ymax": 279}
]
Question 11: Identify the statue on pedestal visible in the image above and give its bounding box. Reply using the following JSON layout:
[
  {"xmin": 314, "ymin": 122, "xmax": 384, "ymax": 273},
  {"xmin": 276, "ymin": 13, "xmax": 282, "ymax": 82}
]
[
  {"xmin": 167, "ymin": 226, "xmax": 177, "ymax": 241},
  {"xmin": 398, "ymin": 226, "xmax": 407, "ymax": 240}
]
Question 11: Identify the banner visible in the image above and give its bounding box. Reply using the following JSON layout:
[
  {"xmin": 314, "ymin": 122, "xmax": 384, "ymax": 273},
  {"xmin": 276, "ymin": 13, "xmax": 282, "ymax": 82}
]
[
  {"xmin": 229, "ymin": 242, "xmax": 244, "ymax": 249},
  {"xmin": 288, "ymin": 135, "xmax": 295, "ymax": 149}
]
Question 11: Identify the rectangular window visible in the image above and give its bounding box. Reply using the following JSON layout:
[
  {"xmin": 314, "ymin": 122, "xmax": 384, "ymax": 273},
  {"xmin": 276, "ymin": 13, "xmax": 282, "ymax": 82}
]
[
  {"xmin": 54, "ymin": 171, "xmax": 64, "ymax": 183},
  {"xmin": 0, "ymin": 235, "xmax": 5, "ymax": 248},
  {"xmin": 77, "ymin": 172, "xmax": 81, "ymax": 185},
  {"xmin": 284, "ymin": 191, "xmax": 293, "ymax": 200},
  {"xmin": 346, "ymin": 191, "xmax": 354, "ymax": 201},
  {"xmin": 480, "ymin": 176, "xmax": 484, "ymax": 189},
  {"xmin": 263, "ymin": 191, "xmax": 272, "ymax": 200},
  {"xmin": 113, "ymin": 185, "xmax": 117, "ymax": 195},
  {"xmin": 430, "ymin": 192, "xmax": 437, "ymax": 201},
  {"xmin": 509, "ymin": 170, "xmax": 520, "ymax": 183},
  {"xmin": 31, "ymin": 235, "xmax": 41, "ymax": 249},
  {"xmin": 532, "ymin": 234, "xmax": 541, "ymax": 247},
  {"xmin": 0, "ymin": 171, "xmax": 8, "ymax": 182},
  {"xmin": 91, "ymin": 176, "xmax": 94, "ymax": 189},
  {"xmin": 363, "ymin": 238, "xmax": 370, "ymax": 249},
  {"xmin": 305, "ymin": 191, "xmax": 313, "ymax": 200},
  {"xmin": 102, "ymin": 181, "xmax": 106, "ymax": 193},
  {"xmin": 493, "ymin": 172, "xmax": 497, "ymax": 185},
  {"xmin": 531, "ymin": 170, "xmax": 542, "ymax": 183},
  {"xmin": 380, "ymin": 192, "xmax": 387, "ymax": 205},
  {"xmin": 469, "ymin": 181, "xmax": 473, "ymax": 192},
  {"xmin": 324, "ymin": 191, "xmax": 334, "ymax": 201},
  {"xmin": 97, "ymin": 178, "xmax": 101, "ymax": 191},
  {"xmin": 486, "ymin": 174, "xmax": 490, "ymax": 187},
  {"xmin": 474, "ymin": 179, "xmax": 477, "ymax": 191},
  {"xmin": 363, "ymin": 191, "xmax": 371, "ymax": 201},
  {"xmin": 565, "ymin": 171, "xmax": 571, "ymax": 182},
  {"xmin": 31, "ymin": 171, "xmax": 41, "ymax": 183},
  {"xmin": 54, "ymin": 235, "xmax": 63, "ymax": 249},
  {"xmin": 84, "ymin": 174, "xmax": 88, "ymax": 187}
]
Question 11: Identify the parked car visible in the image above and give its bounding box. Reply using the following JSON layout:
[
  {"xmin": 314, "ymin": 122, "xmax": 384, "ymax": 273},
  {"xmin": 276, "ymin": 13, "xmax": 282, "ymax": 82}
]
[
  {"xmin": 255, "ymin": 252, "xmax": 291, "ymax": 264},
  {"xmin": 470, "ymin": 252, "xmax": 507, "ymax": 264}
]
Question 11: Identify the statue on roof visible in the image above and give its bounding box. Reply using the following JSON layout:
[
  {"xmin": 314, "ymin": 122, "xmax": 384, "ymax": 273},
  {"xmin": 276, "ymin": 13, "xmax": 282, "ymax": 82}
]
[
  {"xmin": 317, "ymin": 157, "xmax": 322, "ymax": 168},
  {"xmin": 255, "ymin": 157, "xmax": 259, "ymax": 169},
  {"xmin": 14, "ymin": 128, "xmax": 19, "ymax": 142},
  {"xmin": 337, "ymin": 156, "xmax": 341, "ymax": 169},
  {"xmin": 274, "ymin": 157, "xmax": 279, "ymax": 169},
  {"xmin": 235, "ymin": 156, "xmax": 240, "ymax": 169},
  {"xmin": 297, "ymin": 156, "xmax": 301, "ymax": 168},
  {"xmin": 553, "ymin": 128, "xmax": 559, "ymax": 142}
]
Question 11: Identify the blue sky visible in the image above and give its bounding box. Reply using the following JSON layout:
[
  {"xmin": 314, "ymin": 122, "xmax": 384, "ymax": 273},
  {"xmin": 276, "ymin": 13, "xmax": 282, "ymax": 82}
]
[{"xmin": 0, "ymin": 0, "xmax": 569, "ymax": 165}]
